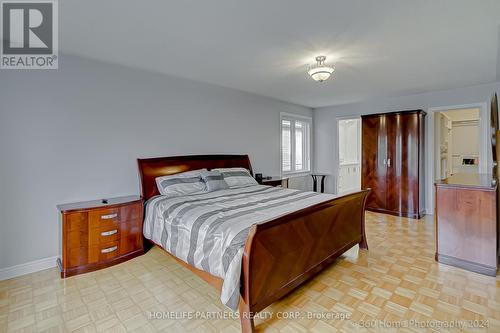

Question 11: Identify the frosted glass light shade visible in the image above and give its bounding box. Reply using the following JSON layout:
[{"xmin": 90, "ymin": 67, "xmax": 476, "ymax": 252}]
[
  {"xmin": 308, "ymin": 66, "xmax": 334, "ymax": 82},
  {"xmin": 308, "ymin": 56, "xmax": 334, "ymax": 82}
]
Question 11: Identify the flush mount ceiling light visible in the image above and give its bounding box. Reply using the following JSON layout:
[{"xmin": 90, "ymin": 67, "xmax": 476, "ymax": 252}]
[{"xmin": 308, "ymin": 56, "xmax": 334, "ymax": 82}]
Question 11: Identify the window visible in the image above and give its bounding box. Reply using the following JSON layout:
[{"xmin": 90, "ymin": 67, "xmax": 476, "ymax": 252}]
[{"xmin": 281, "ymin": 114, "xmax": 312, "ymax": 174}]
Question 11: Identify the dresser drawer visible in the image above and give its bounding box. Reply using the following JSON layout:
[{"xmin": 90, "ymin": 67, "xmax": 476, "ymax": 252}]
[
  {"xmin": 89, "ymin": 240, "xmax": 121, "ymax": 263},
  {"xmin": 89, "ymin": 224, "xmax": 121, "ymax": 246}
]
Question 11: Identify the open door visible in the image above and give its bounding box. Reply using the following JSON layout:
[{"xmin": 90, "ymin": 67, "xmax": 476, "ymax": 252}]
[{"xmin": 337, "ymin": 118, "xmax": 361, "ymax": 195}]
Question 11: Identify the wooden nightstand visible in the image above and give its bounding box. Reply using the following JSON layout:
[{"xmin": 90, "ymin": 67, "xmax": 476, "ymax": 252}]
[
  {"xmin": 261, "ymin": 176, "xmax": 289, "ymax": 188},
  {"xmin": 57, "ymin": 195, "xmax": 144, "ymax": 278}
]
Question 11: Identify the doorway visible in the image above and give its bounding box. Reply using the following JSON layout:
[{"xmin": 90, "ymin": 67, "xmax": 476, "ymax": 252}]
[
  {"xmin": 337, "ymin": 117, "xmax": 361, "ymax": 194},
  {"xmin": 434, "ymin": 108, "xmax": 481, "ymax": 180}
]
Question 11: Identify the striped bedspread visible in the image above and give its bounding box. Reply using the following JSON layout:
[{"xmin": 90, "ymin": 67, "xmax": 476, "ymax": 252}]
[{"xmin": 143, "ymin": 185, "xmax": 336, "ymax": 310}]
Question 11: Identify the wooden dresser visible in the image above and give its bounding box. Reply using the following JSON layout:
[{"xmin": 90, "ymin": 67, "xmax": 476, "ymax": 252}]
[
  {"xmin": 435, "ymin": 174, "xmax": 498, "ymax": 276},
  {"xmin": 57, "ymin": 195, "xmax": 144, "ymax": 278}
]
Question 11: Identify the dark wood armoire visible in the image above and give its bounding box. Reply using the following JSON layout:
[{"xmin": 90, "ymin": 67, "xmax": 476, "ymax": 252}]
[{"xmin": 361, "ymin": 110, "xmax": 426, "ymax": 219}]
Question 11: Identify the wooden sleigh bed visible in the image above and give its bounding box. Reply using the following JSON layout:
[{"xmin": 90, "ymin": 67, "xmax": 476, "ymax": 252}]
[{"xmin": 137, "ymin": 154, "xmax": 369, "ymax": 332}]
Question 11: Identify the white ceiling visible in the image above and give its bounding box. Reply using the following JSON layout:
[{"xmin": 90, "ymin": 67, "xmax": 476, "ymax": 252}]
[{"xmin": 60, "ymin": 0, "xmax": 500, "ymax": 108}]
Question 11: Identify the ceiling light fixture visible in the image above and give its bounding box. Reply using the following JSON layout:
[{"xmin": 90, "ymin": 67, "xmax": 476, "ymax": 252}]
[{"xmin": 308, "ymin": 56, "xmax": 334, "ymax": 82}]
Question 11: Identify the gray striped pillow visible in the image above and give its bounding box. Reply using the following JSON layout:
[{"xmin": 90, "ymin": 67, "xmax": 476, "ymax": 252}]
[
  {"xmin": 212, "ymin": 167, "xmax": 258, "ymax": 188},
  {"xmin": 155, "ymin": 169, "xmax": 207, "ymax": 197},
  {"xmin": 201, "ymin": 170, "xmax": 229, "ymax": 192}
]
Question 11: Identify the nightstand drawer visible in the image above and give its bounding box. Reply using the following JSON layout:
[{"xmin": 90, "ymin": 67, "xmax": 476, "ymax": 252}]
[
  {"xmin": 89, "ymin": 225, "xmax": 121, "ymax": 246},
  {"xmin": 89, "ymin": 240, "xmax": 121, "ymax": 263},
  {"xmin": 88, "ymin": 204, "xmax": 142, "ymax": 229},
  {"xmin": 89, "ymin": 208, "xmax": 121, "ymax": 229}
]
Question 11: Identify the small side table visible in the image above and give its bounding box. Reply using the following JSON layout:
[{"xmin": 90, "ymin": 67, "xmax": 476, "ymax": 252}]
[
  {"xmin": 261, "ymin": 176, "xmax": 289, "ymax": 188},
  {"xmin": 311, "ymin": 174, "xmax": 328, "ymax": 193},
  {"xmin": 57, "ymin": 195, "xmax": 144, "ymax": 278}
]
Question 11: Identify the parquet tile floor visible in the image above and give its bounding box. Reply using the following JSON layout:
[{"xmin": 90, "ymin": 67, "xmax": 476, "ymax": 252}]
[{"xmin": 1, "ymin": 212, "xmax": 499, "ymax": 332}]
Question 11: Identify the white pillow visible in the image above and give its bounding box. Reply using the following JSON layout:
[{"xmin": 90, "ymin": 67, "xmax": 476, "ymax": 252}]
[
  {"xmin": 212, "ymin": 167, "xmax": 258, "ymax": 188},
  {"xmin": 156, "ymin": 169, "xmax": 207, "ymax": 197}
]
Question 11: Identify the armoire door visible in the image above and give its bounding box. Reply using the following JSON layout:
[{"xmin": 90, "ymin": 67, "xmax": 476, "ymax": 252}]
[
  {"xmin": 361, "ymin": 115, "xmax": 388, "ymax": 210},
  {"xmin": 386, "ymin": 112, "xmax": 421, "ymax": 216}
]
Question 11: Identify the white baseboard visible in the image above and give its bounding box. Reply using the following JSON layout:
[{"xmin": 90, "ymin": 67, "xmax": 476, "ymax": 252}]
[{"xmin": 0, "ymin": 256, "xmax": 59, "ymax": 281}]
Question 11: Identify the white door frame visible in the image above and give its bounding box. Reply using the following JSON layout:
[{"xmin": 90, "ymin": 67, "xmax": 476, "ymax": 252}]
[
  {"xmin": 426, "ymin": 102, "xmax": 490, "ymax": 213},
  {"xmin": 335, "ymin": 116, "xmax": 362, "ymax": 194}
]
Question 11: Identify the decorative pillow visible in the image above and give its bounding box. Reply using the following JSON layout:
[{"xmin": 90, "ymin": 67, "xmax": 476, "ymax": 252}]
[
  {"xmin": 201, "ymin": 170, "xmax": 229, "ymax": 192},
  {"xmin": 212, "ymin": 167, "xmax": 258, "ymax": 188},
  {"xmin": 155, "ymin": 169, "xmax": 207, "ymax": 197}
]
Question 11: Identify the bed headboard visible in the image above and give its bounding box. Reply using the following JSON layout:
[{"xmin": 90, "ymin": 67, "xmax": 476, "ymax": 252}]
[{"xmin": 137, "ymin": 154, "xmax": 253, "ymax": 200}]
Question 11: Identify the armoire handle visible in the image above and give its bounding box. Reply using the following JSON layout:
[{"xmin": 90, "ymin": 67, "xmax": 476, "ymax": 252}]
[{"xmin": 387, "ymin": 158, "xmax": 391, "ymax": 167}]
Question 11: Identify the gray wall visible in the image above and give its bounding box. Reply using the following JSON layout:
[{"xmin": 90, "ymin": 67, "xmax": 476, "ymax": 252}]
[
  {"xmin": 314, "ymin": 81, "xmax": 500, "ymax": 212},
  {"xmin": 0, "ymin": 55, "xmax": 312, "ymax": 269}
]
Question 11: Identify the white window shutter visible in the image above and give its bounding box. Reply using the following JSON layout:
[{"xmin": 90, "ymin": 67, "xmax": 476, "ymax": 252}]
[{"xmin": 281, "ymin": 114, "xmax": 312, "ymax": 174}]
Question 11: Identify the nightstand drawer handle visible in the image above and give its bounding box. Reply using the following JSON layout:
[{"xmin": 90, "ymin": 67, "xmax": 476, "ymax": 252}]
[
  {"xmin": 101, "ymin": 246, "xmax": 117, "ymax": 254},
  {"xmin": 101, "ymin": 213, "xmax": 117, "ymax": 220},
  {"xmin": 101, "ymin": 229, "xmax": 118, "ymax": 237}
]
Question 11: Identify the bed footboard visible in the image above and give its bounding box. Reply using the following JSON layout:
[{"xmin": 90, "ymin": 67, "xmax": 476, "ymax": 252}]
[{"xmin": 239, "ymin": 190, "xmax": 370, "ymax": 332}]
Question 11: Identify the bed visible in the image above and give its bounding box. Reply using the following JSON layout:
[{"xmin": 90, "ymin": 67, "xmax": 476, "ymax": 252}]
[{"xmin": 137, "ymin": 154, "xmax": 369, "ymax": 332}]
